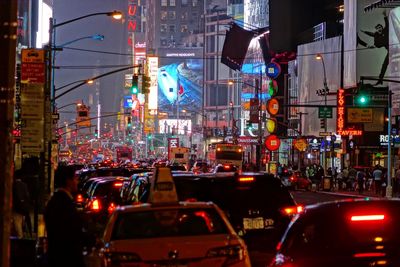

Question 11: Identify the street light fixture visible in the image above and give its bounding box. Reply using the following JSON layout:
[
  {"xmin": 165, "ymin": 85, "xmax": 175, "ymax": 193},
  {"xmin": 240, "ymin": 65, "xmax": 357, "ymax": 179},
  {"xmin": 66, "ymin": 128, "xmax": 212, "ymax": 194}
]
[
  {"xmin": 315, "ymin": 53, "xmax": 330, "ymax": 175},
  {"xmin": 55, "ymin": 79, "xmax": 94, "ymax": 92}
]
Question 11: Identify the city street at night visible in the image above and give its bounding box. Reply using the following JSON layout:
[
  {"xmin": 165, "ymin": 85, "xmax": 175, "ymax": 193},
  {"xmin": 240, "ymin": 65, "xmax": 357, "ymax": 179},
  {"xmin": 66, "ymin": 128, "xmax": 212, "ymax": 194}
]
[{"xmin": 2, "ymin": 0, "xmax": 400, "ymax": 267}]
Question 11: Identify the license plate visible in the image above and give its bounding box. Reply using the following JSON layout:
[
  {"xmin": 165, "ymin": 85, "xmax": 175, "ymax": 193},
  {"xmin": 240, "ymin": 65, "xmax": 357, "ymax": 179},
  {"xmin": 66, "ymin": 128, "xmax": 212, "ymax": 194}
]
[
  {"xmin": 243, "ymin": 217, "xmax": 264, "ymax": 230},
  {"xmin": 243, "ymin": 217, "xmax": 275, "ymax": 230}
]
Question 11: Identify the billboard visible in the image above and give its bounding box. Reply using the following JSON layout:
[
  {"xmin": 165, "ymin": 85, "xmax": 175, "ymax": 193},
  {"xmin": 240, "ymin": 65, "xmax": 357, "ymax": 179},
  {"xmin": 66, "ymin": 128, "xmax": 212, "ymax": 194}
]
[
  {"xmin": 389, "ymin": 7, "xmax": 400, "ymax": 116},
  {"xmin": 157, "ymin": 48, "xmax": 203, "ymax": 114},
  {"xmin": 356, "ymin": 1, "xmax": 389, "ymax": 86},
  {"xmin": 147, "ymin": 56, "xmax": 159, "ymax": 110},
  {"xmin": 159, "ymin": 119, "xmax": 192, "ymax": 135}
]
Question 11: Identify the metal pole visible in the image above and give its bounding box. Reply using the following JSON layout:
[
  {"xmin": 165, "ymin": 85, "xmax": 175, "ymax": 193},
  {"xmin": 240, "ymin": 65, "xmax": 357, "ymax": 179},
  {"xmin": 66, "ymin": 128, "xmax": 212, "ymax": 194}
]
[
  {"xmin": 387, "ymin": 91, "xmax": 393, "ymax": 198},
  {"xmin": 255, "ymin": 78, "xmax": 261, "ymax": 171},
  {"xmin": 0, "ymin": 1, "xmax": 17, "ymax": 265},
  {"xmin": 215, "ymin": 11, "xmax": 220, "ymax": 130},
  {"xmin": 322, "ymin": 57, "xmax": 328, "ymax": 175}
]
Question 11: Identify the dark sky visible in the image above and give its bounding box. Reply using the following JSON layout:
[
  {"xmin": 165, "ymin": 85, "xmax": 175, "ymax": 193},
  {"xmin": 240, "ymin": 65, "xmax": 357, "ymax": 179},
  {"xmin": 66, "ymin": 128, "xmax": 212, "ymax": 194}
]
[{"xmin": 53, "ymin": 0, "xmax": 130, "ymax": 127}]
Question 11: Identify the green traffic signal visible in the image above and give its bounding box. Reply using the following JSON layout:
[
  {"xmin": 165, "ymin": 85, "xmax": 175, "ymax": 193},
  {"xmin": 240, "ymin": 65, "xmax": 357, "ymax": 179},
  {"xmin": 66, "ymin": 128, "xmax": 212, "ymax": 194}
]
[
  {"xmin": 357, "ymin": 95, "xmax": 368, "ymax": 105},
  {"xmin": 131, "ymin": 75, "xmax": 139, "ymax": 94}
]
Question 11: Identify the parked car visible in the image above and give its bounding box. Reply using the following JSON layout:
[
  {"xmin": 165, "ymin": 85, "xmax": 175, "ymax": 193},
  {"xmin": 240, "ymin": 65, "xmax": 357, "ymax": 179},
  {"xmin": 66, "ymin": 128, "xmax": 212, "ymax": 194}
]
[{"xmin": 269, "ymin": 199, "xmax": 400, "ymax": 267}]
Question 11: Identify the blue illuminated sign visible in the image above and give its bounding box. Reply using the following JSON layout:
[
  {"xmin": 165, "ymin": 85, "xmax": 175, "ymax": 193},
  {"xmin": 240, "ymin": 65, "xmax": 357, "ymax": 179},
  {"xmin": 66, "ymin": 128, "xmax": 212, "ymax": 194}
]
[
  {"xmin": 266, "ymin": 62, "xmax": 281, "ymax": 79},
  {"xmin": 123, "ymin": 95, "xmax": 133, "ymax": 108}
]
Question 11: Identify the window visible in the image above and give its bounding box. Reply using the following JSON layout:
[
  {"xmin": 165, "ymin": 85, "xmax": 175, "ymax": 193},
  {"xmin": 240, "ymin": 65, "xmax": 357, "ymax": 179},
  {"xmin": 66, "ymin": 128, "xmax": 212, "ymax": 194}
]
[
  {"xmin": 169, "ymin": 0, "xmax": 176, "ymax": 6},
  {"xmin": 161, "ymin": 11, "xmax": 168, "ymax": 20},
  {"xmin": 160, "ymin": 38, "xmax": 168, "ymax": 46},
  {"xmin": 181, "ymin": 11, "xmax": 188, "ymax": 21},
  {"xmin": 169, "ymin": 25, "xmax": 176, "ymax": 33},
  {"xmin": 160, "ymin": 24, "xmax": 167, "ymax": 33},
  {"xmin": 181, "ymin": 0, "xmax": 188, "ymax": 6},
  {"xmin": 168, "ymin": 11, "xmax": 176, "ymax": 20},
  {"xmin": 192, "ymin": 0, "xmax": 198, "ymax": 7},
  {"xmin": 181, "ymin": 25, "xmax": 188, "ymax": 33},
  {"xmin": 161, "ymin": 0, "xmax": 168, "ymax": 7}
]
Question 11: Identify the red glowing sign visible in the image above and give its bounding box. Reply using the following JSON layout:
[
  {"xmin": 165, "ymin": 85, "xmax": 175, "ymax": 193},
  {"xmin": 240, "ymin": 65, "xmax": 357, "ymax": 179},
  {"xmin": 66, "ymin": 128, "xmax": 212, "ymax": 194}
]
[{"xmin": 336, "ymin": 88, "xmax": 362, "ymax": 136}]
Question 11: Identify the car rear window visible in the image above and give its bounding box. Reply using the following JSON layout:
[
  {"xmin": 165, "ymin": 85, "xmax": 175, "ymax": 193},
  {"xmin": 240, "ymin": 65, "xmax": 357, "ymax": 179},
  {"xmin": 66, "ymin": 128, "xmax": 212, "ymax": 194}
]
[
  {"xmin": 111, "ymin": 208, "xmax": 229, "ymax": 240},
  {"xmin": 282, "ymin": 201, "xmax": 400, "ymax": 256},
  {"xmin": 175, "ymin": 175, "xmax": 294, "ymax": 211}
]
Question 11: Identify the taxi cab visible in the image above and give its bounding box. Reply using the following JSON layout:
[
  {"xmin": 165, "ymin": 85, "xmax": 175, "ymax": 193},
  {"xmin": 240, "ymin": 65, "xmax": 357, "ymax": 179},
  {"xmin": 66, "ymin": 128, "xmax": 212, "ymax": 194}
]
[{"xmin": 100, "ymin": 167, "xmax": 251, "ymax": 267}]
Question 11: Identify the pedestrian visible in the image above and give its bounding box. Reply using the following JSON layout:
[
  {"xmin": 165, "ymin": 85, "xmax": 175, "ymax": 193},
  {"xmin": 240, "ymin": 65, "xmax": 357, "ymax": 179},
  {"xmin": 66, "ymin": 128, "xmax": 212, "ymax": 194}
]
[
  {"xmin": 396, "ymin": 168, "xmax": 400, "ymax": 197},
  {"xmin": 348, "ymin": 167, "xmax": 357, "ymax": 191},
  {"xmin": 373, "ymin": 165, "xmax": 383, "ymax": 195},
  {"xmin": 356, "ymin": 169, "xmax": 365, "ymax": 194},
  {"xmin": 12, "ymin": 169, "xmax": 32, "ymax": 238},
  {"xmin": 44, "ymin": 165, "xmax": 94, "ymax": 267}
]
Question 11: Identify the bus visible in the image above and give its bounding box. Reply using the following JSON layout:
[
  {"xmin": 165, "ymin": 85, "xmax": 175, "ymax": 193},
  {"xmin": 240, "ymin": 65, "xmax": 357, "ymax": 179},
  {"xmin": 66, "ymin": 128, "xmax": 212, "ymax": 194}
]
[
  {"xmin": 208, "ymin": 143, "xmax": 243, "ymax": 170},
  {"xmin": 115, "ymin": 146, "xmax": 133, "ymax": 163}
]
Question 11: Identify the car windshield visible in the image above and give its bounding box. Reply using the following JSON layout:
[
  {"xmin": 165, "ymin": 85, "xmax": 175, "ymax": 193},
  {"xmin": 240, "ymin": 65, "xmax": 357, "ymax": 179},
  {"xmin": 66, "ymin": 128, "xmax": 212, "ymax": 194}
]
[{"xmin": 111, "ymin": 207, "xmax": 228, "ymax": 240}]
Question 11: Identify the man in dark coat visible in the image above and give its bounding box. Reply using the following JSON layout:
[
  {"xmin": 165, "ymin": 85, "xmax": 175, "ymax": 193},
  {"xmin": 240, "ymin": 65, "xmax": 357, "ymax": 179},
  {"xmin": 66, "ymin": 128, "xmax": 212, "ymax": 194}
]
[{"xmin": 44, "ymin": 165, "xmax": 93, "ymax": 267}]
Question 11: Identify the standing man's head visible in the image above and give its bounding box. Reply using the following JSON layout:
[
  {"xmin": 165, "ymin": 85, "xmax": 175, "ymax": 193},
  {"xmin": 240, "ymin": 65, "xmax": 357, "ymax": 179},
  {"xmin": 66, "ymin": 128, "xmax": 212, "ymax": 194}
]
[{"xmin": 54, "ymin": 165, "xmax": 78, "ymax": 194}]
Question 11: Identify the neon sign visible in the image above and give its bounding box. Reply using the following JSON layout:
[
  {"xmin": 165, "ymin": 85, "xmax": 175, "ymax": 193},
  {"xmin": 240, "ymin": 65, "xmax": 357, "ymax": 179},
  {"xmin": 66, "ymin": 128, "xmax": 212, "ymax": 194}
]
[{"xmin": 337, "ymin": 88, "xmax": 363, "ymax": 136}]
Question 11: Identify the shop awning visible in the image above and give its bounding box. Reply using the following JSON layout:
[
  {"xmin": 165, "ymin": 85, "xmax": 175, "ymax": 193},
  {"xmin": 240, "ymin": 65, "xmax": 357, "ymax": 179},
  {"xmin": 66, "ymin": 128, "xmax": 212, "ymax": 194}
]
[{"xmin": 364, "ymin": 0, "xmax": 400, "ymax": 12}]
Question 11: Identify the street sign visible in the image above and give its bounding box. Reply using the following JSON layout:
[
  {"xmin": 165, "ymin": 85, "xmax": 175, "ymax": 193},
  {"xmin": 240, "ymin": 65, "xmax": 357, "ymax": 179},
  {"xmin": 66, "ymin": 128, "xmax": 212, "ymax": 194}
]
[
  {"xmin": 21, "ymin": 62, "xmax": 45, "ymax": 84},
  {"xmin": 59, "ymin": 150, "xmax": 72, "ymax": 158},
  {"xmin": 21, "ymin": 49, "xmax": 45, "ymax": 63},
  {"xmin": 266, "ymin": 62, "xmax": 281, "ymax": 79},
  {"xmin": 265, "ymin": 135, "xmax": 281, "ymax": 151},
  {"xmin": 294, "ymin": 138, "xmax": 308, "ymax": 151},
  {"xmin": 319, "ymin": 132, "xmax": 332, "ymax": 136},
  {"xmin": 347, "ymin": 108, "xmax": 372, "ymax": 123},
  {"xmin": 318, "ymin": 107, "xmax": 333, "ymax": 118},
  {"xmin": 21, "ymin": 119, "xmax": 44, "ymax": 153}
]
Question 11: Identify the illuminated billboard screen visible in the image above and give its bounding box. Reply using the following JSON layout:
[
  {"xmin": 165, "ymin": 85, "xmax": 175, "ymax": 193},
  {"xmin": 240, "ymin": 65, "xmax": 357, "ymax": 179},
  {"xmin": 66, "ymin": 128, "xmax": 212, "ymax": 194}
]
[
  {"xmin": 157, "ymin": 48, "xmax": 203, "ymax": 114},
  {"xmin": 159, "ymin": 119, "xmax": 192, "ymax": 135}
]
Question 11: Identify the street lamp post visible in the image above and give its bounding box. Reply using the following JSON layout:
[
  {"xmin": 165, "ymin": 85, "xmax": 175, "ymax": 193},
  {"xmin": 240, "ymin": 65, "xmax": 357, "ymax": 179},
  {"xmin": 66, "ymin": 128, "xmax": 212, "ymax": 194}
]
[{"xmin": 316, "ymin": 54, "xmax": 329, "ymax": 175}]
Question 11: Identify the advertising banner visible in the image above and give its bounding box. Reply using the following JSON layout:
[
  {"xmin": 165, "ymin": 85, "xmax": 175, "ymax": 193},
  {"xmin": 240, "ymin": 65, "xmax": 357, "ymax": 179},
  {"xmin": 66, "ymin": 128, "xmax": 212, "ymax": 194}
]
[
  {"xmin": 157, "ymin": 48, "xmax": 203, "ymax": 114},
  {"xmin": 389, "ymin": 7, "xmax": 400, "ymax": 116},
  {"xmin": 147, "ymin": 56, "xmax": 158, "ymax": 110},
  {"xmin": 356, "ymin": 0, "xmax": 389, "ymax": 86}
]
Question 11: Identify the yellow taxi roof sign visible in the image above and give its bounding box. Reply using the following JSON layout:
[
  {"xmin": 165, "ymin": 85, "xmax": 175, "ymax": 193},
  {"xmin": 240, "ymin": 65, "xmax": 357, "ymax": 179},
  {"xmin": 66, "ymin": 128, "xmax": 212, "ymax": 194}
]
[{"xmin": 149, "ymin": 167, "xmax": 178, "ymax": 204}]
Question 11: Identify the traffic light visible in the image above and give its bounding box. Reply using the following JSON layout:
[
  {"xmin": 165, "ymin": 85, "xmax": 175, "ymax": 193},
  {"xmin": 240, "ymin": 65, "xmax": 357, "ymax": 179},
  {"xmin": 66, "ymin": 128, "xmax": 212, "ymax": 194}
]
[
  {"xmin": 355, "ymin": 94, "xmax": 369, "ymax": 105},
  {"xmin": 131, "ymin": 75, "xmax": 139, "ymax": 94},
  {"xmin": 141, "ymin": 75, "xmax": 151, "ymax": 94},
  {"xmin": 320, "ymin": 118, "xmax": 326, "ymax": 129},
  {"xmin": 94, "ymin": 129, "xmax": 98, "ymax": 138},
  {"xmin": 147, "ymin": 134, "xmax": 152, "ymax": 140},
  {"xmin": 127, "ymin": 116, "xmax": 132, "ymax": 127}
]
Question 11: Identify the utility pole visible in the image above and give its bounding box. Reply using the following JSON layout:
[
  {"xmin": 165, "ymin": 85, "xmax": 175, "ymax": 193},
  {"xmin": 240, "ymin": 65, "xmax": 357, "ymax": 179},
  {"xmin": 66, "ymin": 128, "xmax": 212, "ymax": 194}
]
[
  {"xmin": 296, "ymin": 112, "xmax": 308, "ymax": 170},
  {"xmin": 256, "ymin": 78, "xmax": 261, "ymax": 171},
  {"xmin": 0, "ymin": 2, "xmax": 17, "ymax": 266}
]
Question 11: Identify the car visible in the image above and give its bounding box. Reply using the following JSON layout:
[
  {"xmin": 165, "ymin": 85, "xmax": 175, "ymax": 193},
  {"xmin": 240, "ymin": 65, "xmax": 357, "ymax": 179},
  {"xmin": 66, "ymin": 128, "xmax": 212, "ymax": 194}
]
[
  {"xmin": 281, "ymin": 171, "xmax": 312, "ymax": 190},
  {"xmin": 269, "ymin": 199, "xmax": 400, "ymax": 267},
  {"xmin": 100, "ymin": 167, "xmax": 251, "ymax": 267},
  {"xmin": 191, "ymin": 160, "xmax": 211, "ymax": 174},
  {"xmin": 213, "ymin": 164, "xmax": 238, "ymax": 173},
  {"xmin": 124, "ymin": 171, "xmax": 299, "ymax": 251}
]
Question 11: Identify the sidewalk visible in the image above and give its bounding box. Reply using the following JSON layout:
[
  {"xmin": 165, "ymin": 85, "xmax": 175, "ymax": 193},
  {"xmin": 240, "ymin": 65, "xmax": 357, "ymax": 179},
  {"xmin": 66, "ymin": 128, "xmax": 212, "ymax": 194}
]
[{"xmin": 319, "ymin": 188, "xmax": 400, "ymax": 199}]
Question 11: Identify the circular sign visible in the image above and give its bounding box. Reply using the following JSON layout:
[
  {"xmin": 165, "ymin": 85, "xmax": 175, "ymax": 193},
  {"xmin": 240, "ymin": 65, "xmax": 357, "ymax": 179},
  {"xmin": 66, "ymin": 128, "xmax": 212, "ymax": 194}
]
[
  {"xmin": 268, "ymin": 80, "xmax": 278, "ymax": 96},
  {"xmin": 265, "ymin": 135, "xmax": 281, "ymax": 151},
  {"xmin": 331, "ymin": 135, "xmax": 337, "ymax": 142},
  {"xmin": 294, "ymin": 138, "xmax": 307, "ymax": 151},
  {"xmin": 267, "ymin": 98, "xmax": 279, "ymax": 115},
  {"xmin": 266, "ymin": 119, "xmax": 277, "ymax": 134},
  {"xmin": 266, "ymin": 62, "xmax": 281, "ymax": 79}
]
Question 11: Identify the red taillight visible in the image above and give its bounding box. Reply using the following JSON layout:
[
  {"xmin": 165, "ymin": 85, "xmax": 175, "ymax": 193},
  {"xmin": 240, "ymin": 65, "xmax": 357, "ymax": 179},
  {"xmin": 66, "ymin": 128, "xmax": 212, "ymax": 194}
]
[
  {"xmin": 350, "ymin": 215, "xmax": 385, "ymax": 222},
  {"xmin": 353, "ymin": 252, "xmax": 386, "ymax": 258},
  {"xmin": 113, "ymin": 182, "xmax": 123, "ymax": 188},
  {"xmin": 185, "ymin": 198, "xmax": 198, "ymax": 202},
  {"xmin": 91, "ymin": 199, "xmax": 101, "ymax": 211},
  {"xmin": 76, "ymin": 194, "xmax": 83, "ymax": 203},
  {"xmin": 281, "ymin": 205, "xmax": 304, "ymax": 216},
  {"xmin": 223, "ymin": 165, "xmax": 230, "ymax": 169},
  {"xmin": 108, "ymin": 202, "xmax": 116, "ymax": 214},
  {"xmin": 238, "ymin": 176, "xmax": 254, "ymax": 183},
  {"xmin": 290, "ymin": 176, "xmax": 295, "ymax": 181}
]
